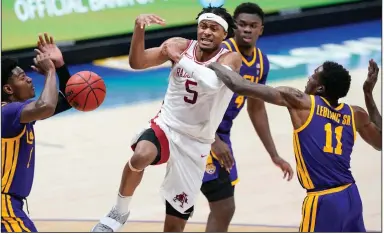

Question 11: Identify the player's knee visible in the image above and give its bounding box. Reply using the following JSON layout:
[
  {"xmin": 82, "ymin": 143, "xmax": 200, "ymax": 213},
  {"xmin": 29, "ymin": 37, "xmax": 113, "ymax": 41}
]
[
  {"xmin": 211, "ymin": 198, "xmax": 235, "ymax": 220},
  {"xmin": 131, "ymin": 141, "xmax": 158, "ymax": 170}
]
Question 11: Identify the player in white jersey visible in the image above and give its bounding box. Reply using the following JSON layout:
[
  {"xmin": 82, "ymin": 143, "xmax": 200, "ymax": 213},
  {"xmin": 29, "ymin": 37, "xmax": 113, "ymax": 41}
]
[{"xmin": 92, "ymin": 6, "xmax": 242, "ymax": 232}]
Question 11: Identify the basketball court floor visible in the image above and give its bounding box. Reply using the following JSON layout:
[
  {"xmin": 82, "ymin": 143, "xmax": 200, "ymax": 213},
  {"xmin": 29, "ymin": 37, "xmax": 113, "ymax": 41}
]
[{"xmin": 26, "ymin": 20, "xmax": 382, "ymax": 232}]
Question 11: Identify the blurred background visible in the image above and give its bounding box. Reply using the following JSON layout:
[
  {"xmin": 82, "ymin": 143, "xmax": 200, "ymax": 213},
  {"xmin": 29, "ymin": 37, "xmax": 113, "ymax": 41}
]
[{"xmin": 1, "ymin": 0, "xmax": 382, "ymax": 232}]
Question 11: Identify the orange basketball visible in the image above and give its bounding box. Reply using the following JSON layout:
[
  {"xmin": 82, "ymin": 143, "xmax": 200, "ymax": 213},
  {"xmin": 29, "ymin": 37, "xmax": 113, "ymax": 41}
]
[{"xmin": 65, "ymin": 71, "xmax": 106, "ymax": 111}]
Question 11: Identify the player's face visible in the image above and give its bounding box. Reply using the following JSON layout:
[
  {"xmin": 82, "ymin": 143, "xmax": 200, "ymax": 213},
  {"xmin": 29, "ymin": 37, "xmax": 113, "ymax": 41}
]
[
  {"xmin": 197, "ymin": 20, "xmax": 227, "ymax": 52},
  {"xmin": 4, "ymin": 67, "xmax": 35, "ymax": 101},
  {"xmin": 305, "ymin": 65, "xmax": 324, "ymax": 95},
  {"xmin": 234, "ymin": 13, "xmax": 263, "ymax": 48}
]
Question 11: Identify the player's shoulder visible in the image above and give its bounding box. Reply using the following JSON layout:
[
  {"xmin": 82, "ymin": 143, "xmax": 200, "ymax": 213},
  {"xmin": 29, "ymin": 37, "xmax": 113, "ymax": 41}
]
[
  {"xmin": 164, "ymin": 37, "xmax": 190, "ymax": 50},
  {"xmin": 218, "ymin": 51, "xmax": 242, "ymax": 64},
  {"xmin": 350, "ymin": 104, "xmax": 367, "ymax": 117},
  {"xmin": 349, "ymin": 104, "xmax": 369, "ymax": 130},
  {"xmin": 2, "ymin": 100, "xmax": 33, "ymax": 116}
]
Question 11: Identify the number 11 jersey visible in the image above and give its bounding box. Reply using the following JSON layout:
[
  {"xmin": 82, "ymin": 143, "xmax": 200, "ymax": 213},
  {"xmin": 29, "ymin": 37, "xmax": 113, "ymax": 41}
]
[{"xmin": 294, "ymin": 95, "xmax": 356, "ymax": 192}]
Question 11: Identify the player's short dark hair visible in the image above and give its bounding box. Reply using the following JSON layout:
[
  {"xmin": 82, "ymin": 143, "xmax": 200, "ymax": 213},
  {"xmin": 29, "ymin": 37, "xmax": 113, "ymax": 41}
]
[
  {"xmin": 234, "ymin": 2, "xmax": 265, "ymax": 24},
  {"xmin": 196, "ymin": 5, "xmax": 236, "ymax": 37},
  {"xmin": 2, "ymin": 57, "xmax": 18, "ymax": 101},
  {"xmin": 319, "ymin": 61, "xmax": 351, "ymax": 100}
]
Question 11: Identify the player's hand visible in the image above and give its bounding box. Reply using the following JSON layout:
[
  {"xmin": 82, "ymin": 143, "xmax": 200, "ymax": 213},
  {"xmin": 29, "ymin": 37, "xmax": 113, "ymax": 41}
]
[
  {"xmin": 37, "ymin": 33, "xmax": 64, "ymax": 68},
  {"xmin": 135, "ymin": 14, "xmax": 166, "ymax": 29},
  {"xmin": 36, "ymin": 33, "xmax": 64, "ymax": 68},
  {"xmin": 272, "ymin": 156, "xmax": 294, "ymax": 181},
  {"xmin": 32, "ymin": 49, "xmax": 55, "ymax": 75},
  {"xmin": 211, "ymin": 138, "xmax": 234, "ymax": 172},
  {"xmin": 162, "ymin": 41, "xmax": 183, "ymax": 63},
  {"xmin": 363, "ymin": 59, "xmax": 379, "ymax": 94}
]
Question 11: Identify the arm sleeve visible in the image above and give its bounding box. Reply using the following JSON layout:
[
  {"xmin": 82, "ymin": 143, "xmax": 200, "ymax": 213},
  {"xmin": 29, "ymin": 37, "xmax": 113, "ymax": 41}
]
[
  {"xmin": 53, "ymin": 64, "xmax": 72, "ymax": 115},
  {"xmin": 178, "ymin": 56, "xmax": 223, "ymax": 90}
]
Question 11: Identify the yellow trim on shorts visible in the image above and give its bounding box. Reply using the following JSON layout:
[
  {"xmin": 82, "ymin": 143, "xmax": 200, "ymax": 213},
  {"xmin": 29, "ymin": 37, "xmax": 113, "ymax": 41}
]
[
  {"xmin": 1, "ymin": 194, "xmax": 31, "ymax": 232},
  {"xmin": 299, "ymin": 194, "xmax": 319, "ymax": 232},
  {"xmin": 307, "ymin": 183, "xmax": 351, "ymax": 196},
  {"xmin": 231, "ymin": 178, "xmax": 239, "ymax": 186},
  {"xmin": 299, "ymin": 184, "xmax": 351, "ymax": 232}
]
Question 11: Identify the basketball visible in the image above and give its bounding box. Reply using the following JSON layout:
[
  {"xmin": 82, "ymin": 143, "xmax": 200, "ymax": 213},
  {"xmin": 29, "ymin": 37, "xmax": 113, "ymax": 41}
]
[{"xmin": 65, "ymin": 71, "xmax": 106, "ymax": 112}]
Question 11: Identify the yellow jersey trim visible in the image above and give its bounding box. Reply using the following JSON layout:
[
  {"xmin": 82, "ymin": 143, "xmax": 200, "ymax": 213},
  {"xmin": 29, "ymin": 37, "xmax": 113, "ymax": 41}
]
[
  {"xmin": 294, "ymin": 95, "xmax": 315, "ymax": 133},
  {"xmin": 348, "ymin": 105, "xmax": 357, "ymax": 142},
  {"xmin": 1, "ymin": 126, "xmax": 26, "ymax": 193},
  {"xmin": 229, "ymin": 38, "xmax": 257, "ymax": 67},
  {"xmin": 293, "ymin": 133, "xmax": 314, "ymax": 189},
  {"xmin": 320, "ymin": 97, "xmax": 344, "ymax": 111},
  {"xmin": 257, "ymin": 48, "xmax": 264, "ymax": 83},
  {"xmin": 222, "ymin": 41, "xmax": 232, "ymax": 51}
]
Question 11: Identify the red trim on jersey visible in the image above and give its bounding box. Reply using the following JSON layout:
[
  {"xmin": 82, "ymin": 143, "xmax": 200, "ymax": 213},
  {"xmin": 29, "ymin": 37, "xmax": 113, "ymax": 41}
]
[
  {"xmin": 149, "ymin": 118, "xmax": 170, "ymax": 165},
  {"xmin": 181, "ymin": 39, "xmax": 193, "ymax": 56}
]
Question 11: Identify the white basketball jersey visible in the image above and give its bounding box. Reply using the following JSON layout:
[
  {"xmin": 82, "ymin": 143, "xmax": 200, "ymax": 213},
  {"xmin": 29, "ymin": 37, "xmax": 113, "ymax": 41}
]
[{"xmin": 157, "ymin": 40, "xmax": 234, "ymax": 144}]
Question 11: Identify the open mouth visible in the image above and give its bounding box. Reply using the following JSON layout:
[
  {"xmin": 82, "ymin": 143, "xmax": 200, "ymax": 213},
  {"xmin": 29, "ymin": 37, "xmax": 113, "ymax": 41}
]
[{"xmin": 201, "ymin": 38, "xmax": 213, "ymax": 46}]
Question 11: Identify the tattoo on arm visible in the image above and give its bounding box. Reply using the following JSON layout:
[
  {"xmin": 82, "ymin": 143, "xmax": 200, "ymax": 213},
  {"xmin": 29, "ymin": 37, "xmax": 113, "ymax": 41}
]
[{"xmin": 276, "ymin": 86, "xmax": 307, "ymax": 109}]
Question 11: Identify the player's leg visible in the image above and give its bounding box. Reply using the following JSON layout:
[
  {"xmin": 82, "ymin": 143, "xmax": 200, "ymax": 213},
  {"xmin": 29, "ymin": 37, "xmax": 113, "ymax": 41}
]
[
  {"xmin": 92, "ymin": 124, "xmax": 166, "ymax": 232},
  {"xmin": 300, "ymin": 185, "xmax": 353, "ymax": 232},
  {"xmin": 1, "ymin": 195, "xmax": 38, "ymax": 232},
  {"xmin": 161, "ymin": 131, "xmax": 211, "ymax": 232},
  {"xmin": 343, "ymin": 184, "xmax": 366, "ymax": 232},
  {"xmin": 164, "ymin": 201, "xmax": 194, "ymax": 232},
  {"xmin": 201, "ymin": 166, "xmax": 235, "ymax": 232}
]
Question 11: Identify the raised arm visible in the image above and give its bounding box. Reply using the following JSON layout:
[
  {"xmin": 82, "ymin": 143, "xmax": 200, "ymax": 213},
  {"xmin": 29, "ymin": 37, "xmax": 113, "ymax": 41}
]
[
  {"xmin": 352, "ymin": 105, "xmax": 381, "ymax": 150},
  {"xmin": 208, "ymin": 62, "xmax": 310, "ymax": 109},
  {"xmin": 33, "ymin": 33, "xmax": 72, "ymax": 116},
  {"xmin": 363, "ymin": 59, "xmax": 381, "ymax": 129},
  {"xmin": 20, "ymin": 53, "xmax": 58, "ymax": 123},
  {"xmin": 128, "ymin": 14, "xmax": 188, "ymax": 69}
]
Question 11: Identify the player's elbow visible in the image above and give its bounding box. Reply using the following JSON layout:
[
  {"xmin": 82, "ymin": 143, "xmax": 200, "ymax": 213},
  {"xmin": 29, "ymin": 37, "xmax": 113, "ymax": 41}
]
[
  {"xmin": 128, "ymin": 57, "xmax": 144, "ymax": 70},
  {"xmin": 36, "ymin": 101, "xmax": 56, "ymax": 118}
]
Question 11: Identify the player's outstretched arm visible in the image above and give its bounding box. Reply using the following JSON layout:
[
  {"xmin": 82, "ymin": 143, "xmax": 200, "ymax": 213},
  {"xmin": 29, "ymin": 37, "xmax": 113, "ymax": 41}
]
[
  {"xmin": 363, "ymin": 59, "xmax": 381, "ymax": 130},
  {"xmin": 21, "ymin": 52, "xmax": 58, "ymax": 123},
  {"xmin": 208, "ymin": 62, "xmax": 310, "ymax": 109},
  {"xmin": 128, "ymin": 14, "xmax": 179, "ymax": 69},
  {"xmin": 352, "ymin": 105, "xmax": 382, "ymax": 151}
]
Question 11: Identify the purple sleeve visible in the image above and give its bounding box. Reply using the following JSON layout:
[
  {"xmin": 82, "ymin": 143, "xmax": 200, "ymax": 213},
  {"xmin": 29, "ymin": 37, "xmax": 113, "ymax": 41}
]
[
  {"xmin": 258, "ymin": 53, "xmax": 270, "ymax": 85},
  {"xmin": 1, "ymin": 100, "xmax": 33, "ymax": 138}
]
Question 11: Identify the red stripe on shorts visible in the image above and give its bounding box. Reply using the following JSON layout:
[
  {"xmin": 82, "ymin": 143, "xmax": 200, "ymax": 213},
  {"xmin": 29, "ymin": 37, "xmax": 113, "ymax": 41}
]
[{"xmin": 150, "ymin": 118, "xmax": 170, "ymax": 165}]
